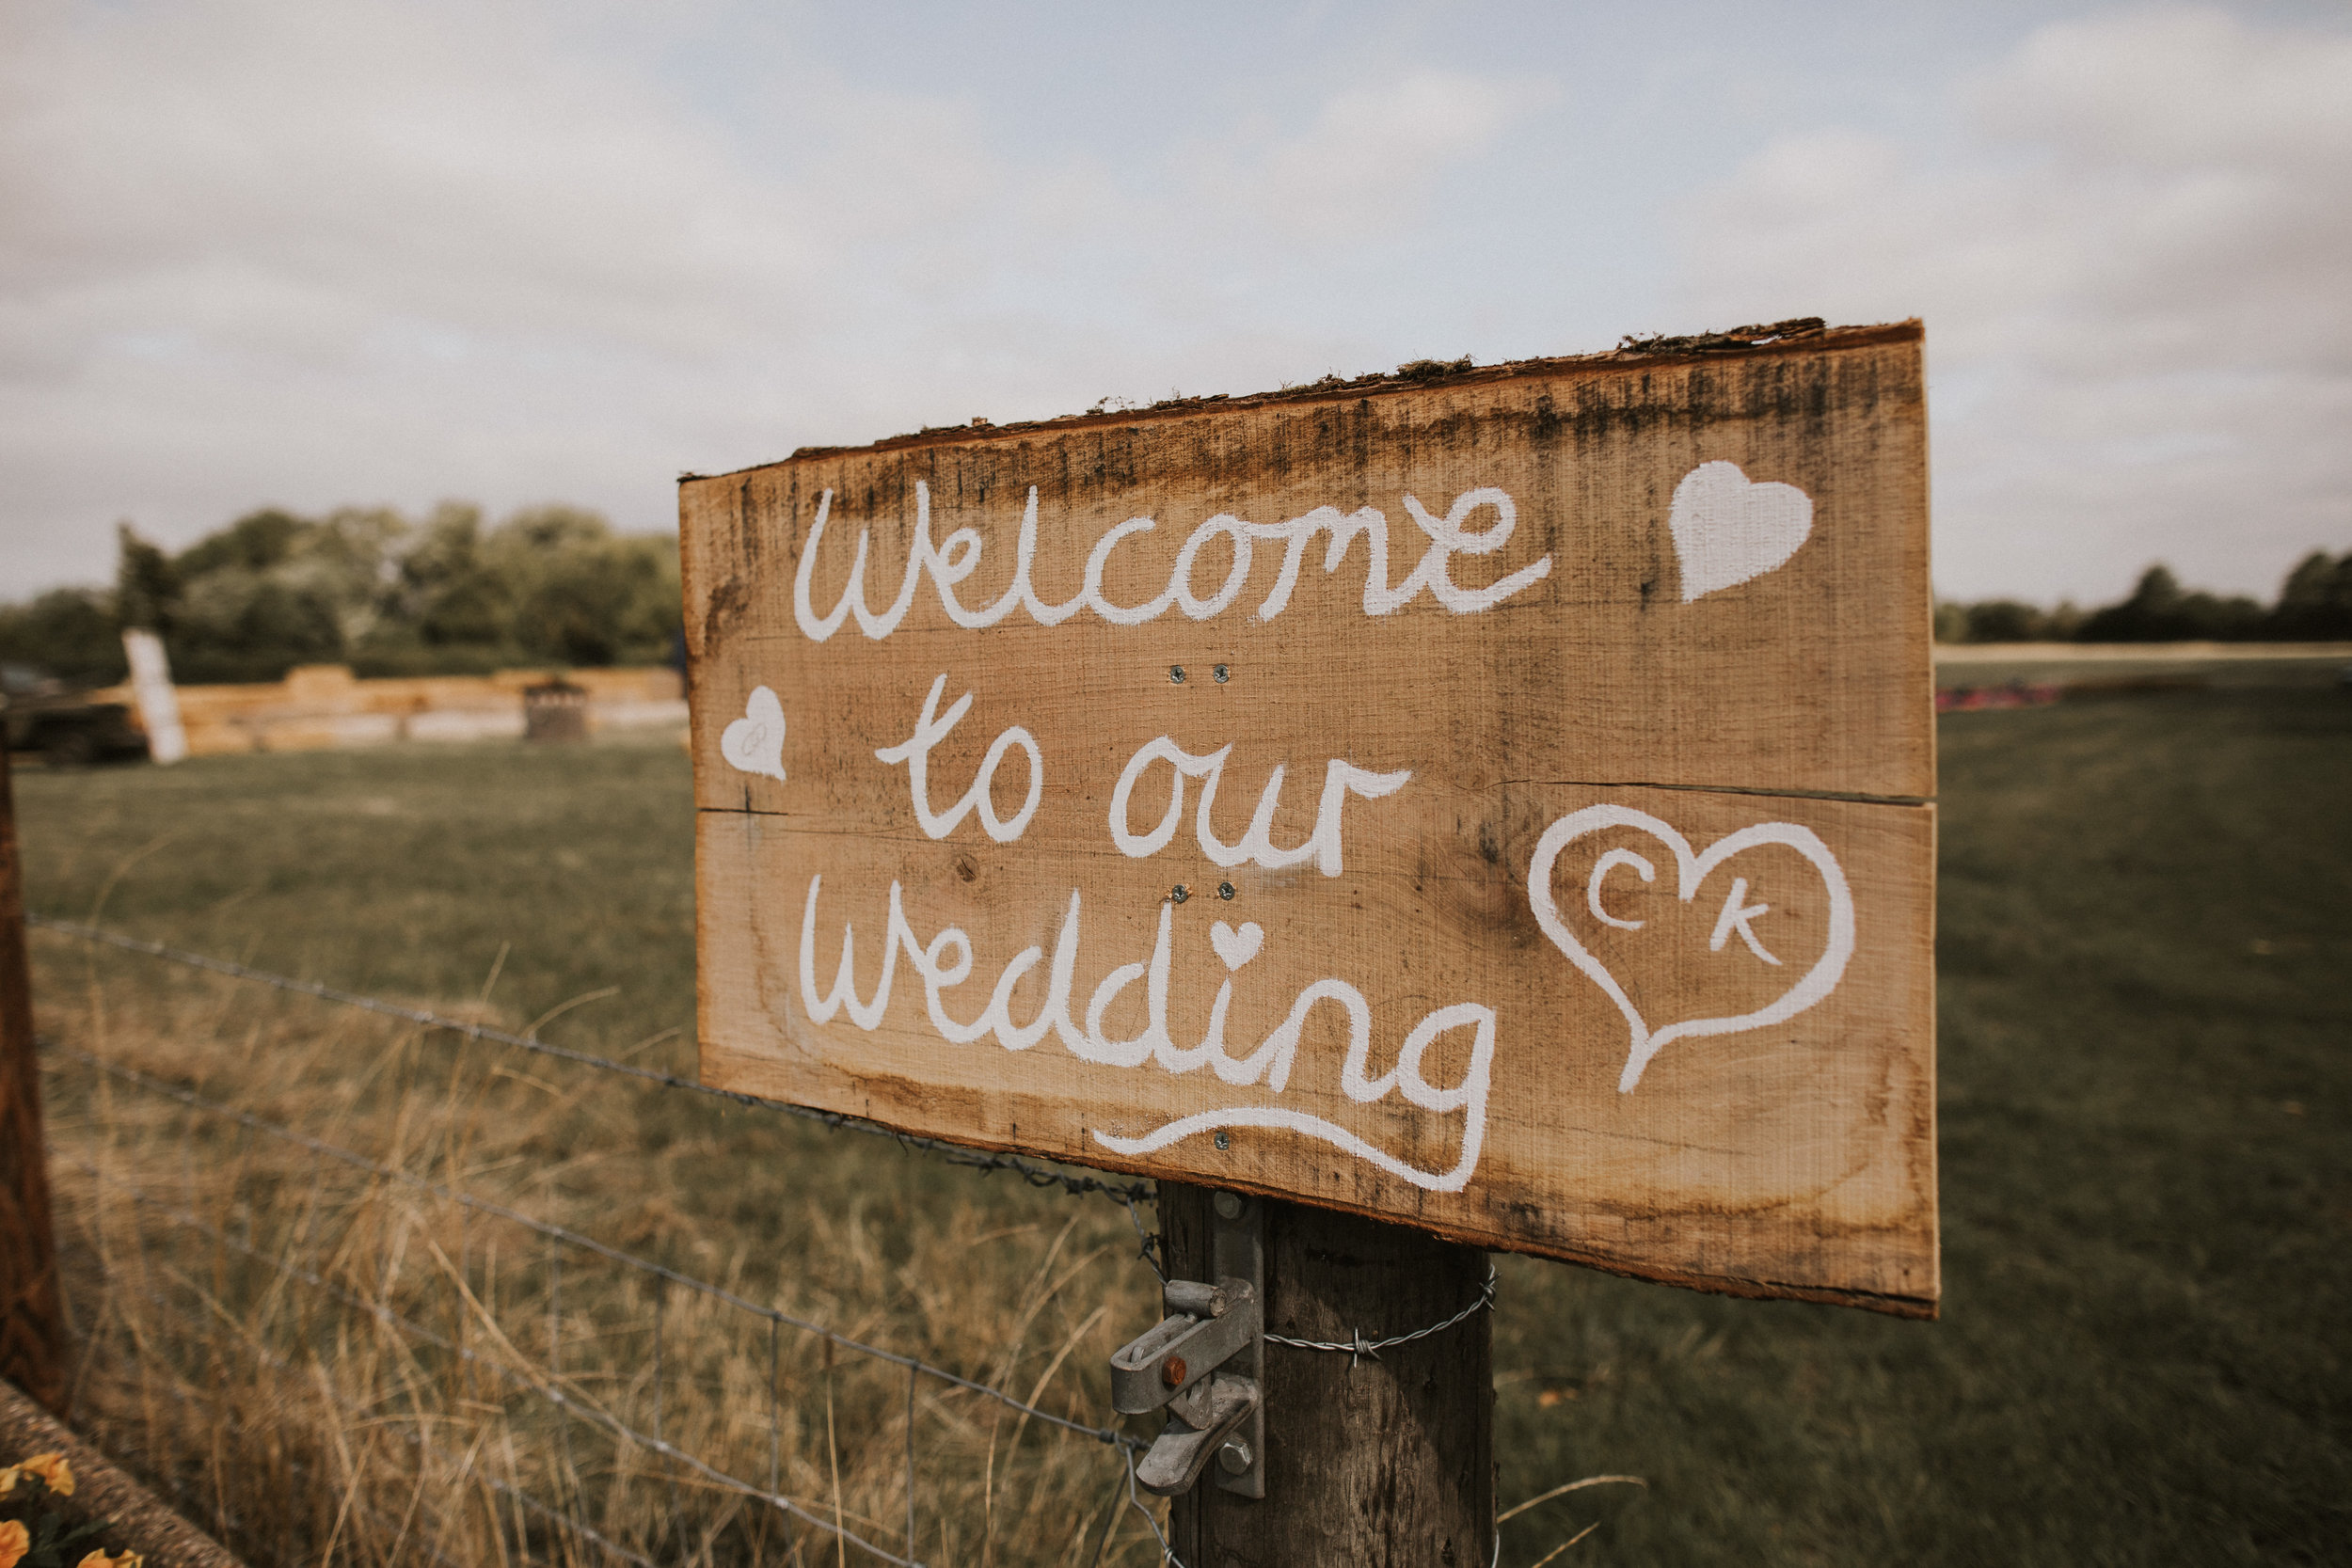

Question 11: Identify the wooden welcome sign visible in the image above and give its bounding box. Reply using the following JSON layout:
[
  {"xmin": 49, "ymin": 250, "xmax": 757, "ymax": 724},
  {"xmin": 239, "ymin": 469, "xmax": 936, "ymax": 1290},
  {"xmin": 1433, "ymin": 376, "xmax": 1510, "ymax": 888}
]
[{"xmin": 683, "ymin": 322, "xmax": 1937, "ymax": 1317}]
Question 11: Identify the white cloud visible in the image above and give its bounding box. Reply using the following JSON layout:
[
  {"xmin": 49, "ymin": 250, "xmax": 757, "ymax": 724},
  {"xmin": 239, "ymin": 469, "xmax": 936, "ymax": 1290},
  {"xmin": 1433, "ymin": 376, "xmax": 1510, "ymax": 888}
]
[
  {"xmin": 0, "ymin": 0, "xmax": 844, "ymax": 590},
  {"xmin": 0, "ymin": 2, "xmax": 820, "ymax": 355},
  {"xmin": 0, "ymin": 0, "xmax": 1531, "ymax": 594},
  {"xmin": 1189, "ymin": 71, "xmax": 1525, "ymax": 242},
  {"xmin": 1673, "ymin": 6, "xmax": 2352, "ymax": 602}
]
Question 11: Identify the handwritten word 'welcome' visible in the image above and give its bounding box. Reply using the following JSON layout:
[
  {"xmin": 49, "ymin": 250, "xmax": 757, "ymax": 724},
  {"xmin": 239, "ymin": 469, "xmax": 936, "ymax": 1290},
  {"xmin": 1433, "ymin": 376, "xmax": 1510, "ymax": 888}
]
[{"xmin": 793, "ymin": 483, "xmax": 1551, "ymax": 641}]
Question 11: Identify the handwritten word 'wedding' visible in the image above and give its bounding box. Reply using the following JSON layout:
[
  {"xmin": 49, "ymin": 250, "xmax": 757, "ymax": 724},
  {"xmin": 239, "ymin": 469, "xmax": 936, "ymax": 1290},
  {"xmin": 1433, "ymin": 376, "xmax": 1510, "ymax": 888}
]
[
  {"xmin": 794, "ymin": 482, "xmax": 1550, "ymax": 641},
  {"xmin": 798, "ymin": 878, "xmax": 1496, "ymax": 1192}
]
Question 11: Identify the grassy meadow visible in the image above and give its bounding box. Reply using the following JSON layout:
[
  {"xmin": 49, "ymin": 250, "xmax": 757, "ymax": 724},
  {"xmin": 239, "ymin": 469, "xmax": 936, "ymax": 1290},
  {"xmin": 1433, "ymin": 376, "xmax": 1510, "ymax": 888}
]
[{"xmin": 13, "ymin": 683, "xmax": 2351, "ymax": 1565}]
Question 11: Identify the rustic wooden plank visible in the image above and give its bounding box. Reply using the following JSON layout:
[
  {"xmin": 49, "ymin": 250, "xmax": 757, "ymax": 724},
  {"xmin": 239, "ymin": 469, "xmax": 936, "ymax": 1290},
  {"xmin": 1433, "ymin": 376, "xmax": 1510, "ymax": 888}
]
[
  {"xmin": 696, "ymin": 782, "xmax": 1935, "ymax": 1313},
  {"xmin": 684, "ymin": 326, "xmax": 1931, "ymax": 805},
  {"xmin": 685, "ymin": 326, "xmax": 1938, "ymax": 1315},
  {"xmin": 0, "ymin": 1378, "xmax": 245, "ymax": 1566}
]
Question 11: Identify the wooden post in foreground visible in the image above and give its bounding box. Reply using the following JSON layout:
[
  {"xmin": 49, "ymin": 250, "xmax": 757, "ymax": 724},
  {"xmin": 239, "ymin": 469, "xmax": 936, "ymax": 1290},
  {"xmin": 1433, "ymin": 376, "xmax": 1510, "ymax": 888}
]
[
  {"xmin": 1161, "ymin": 1183, "xmax": 1493, "ymax": 1567},
  {"xmin": 0, "ymin": 745, "xmax": 68, "ymax": 1416}
]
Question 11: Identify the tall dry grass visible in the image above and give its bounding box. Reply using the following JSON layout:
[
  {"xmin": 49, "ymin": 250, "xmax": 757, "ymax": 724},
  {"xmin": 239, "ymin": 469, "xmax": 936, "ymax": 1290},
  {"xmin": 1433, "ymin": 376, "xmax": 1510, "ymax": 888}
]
[{"xmin": 34, "ymin": 933, "xmax": 1168, "ymax": 1566}]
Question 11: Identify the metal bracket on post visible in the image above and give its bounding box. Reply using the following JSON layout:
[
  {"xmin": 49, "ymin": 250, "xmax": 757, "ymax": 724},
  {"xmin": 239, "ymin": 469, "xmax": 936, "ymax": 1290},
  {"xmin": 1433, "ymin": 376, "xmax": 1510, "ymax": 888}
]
[
  {"xmin": 1206, "ymin": 1188, "xmax": 1265, "ymax": 1498},
  {"xmin": 1109, "ymin": 1188, "xmax": 1266, "ymax": 1498}
]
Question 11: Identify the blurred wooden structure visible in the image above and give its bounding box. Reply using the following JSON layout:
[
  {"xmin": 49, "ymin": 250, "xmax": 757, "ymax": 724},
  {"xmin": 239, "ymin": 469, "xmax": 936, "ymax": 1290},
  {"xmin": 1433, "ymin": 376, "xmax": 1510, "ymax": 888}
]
[
  {"xmin": 522, "ymin": 678, "xmax": 591, "ymax": 743},
  {"xmin": 88, "ymin": 664, "xmax": 684, "ymax": 756}
]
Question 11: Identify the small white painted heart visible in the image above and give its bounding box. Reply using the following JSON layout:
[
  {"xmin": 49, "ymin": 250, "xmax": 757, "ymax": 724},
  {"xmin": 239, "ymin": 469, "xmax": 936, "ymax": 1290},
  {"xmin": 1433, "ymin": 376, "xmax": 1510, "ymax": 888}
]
[
  {"xmin": 720, "ymin": 686, "xmax": 788, "ymax": 783},
  {"xmin": 1210, "ymin": 920, "xmax": 1264, "ymax": 971},
  {"xmin": 1528, "ymin": 804, "xmax": 1855, "ymax": 1093},
  {"xmin": 1668, "ymin": 460, "xmax": 1814, "ymax": 602}
]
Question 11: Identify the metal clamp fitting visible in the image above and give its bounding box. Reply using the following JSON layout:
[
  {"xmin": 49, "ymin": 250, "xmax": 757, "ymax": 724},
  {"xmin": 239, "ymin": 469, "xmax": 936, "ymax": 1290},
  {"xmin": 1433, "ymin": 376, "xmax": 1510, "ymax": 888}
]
[{"xmin": 1108, "ymin": 1190, "xmax": 1266, "ymax": 1497}]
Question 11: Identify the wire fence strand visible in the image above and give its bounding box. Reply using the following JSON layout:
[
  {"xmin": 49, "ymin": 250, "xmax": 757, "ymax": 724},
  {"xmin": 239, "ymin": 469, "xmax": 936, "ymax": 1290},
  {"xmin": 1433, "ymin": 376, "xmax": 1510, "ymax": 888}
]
[
  {"xmin": 1264, "ymin": 1261, "xmax": 1498, "ymax": 1363},
  {"xmin": 28, "ymin": 912, "xmax": 1154, "ymax": 1207},
  {"xmin": 54, "ymin": 1041, "xmax": 1136, "ymax": 1453},
  {"xmin": 73, "ymin": 1156, "xmax": 925, "ymax": 1566}
]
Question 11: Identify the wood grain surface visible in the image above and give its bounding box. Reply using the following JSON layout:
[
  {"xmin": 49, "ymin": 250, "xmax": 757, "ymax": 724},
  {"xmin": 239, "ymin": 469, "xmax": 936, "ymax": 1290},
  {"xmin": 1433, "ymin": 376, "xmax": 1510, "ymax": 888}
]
[
  {"xmin": 1159, "ymin": 1183, "xmax": 1493, "ymax": 1566},
  {"xmin": 683, "ymin": 324, "xmax": 1938, "ymax": 1315},
  {"xmin": 0, "ymin": 747, "xmax": 69, "ymax": 1414},
  {"xmin": 0, "ymin": 1375, "xmax": 246, "ymax": 1566}
]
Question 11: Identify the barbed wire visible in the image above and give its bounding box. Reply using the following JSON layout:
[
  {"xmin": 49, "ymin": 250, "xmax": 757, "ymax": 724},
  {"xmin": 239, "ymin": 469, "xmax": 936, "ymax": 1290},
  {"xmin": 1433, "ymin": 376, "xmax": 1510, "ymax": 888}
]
[
  {"xmin": 1265, "ymin": 1260, "xmax": 1498, "ymax": 1367},
  {"xmin": 28, "ymin": 913, "xmax": 1154, "ymax": 1209}
]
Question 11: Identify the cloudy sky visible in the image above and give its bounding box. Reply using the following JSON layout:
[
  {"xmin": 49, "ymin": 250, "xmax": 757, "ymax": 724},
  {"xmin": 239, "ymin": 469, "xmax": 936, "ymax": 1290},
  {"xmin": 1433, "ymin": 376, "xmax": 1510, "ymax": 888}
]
[{"xmin": 3, "ymin": 0, "xmax": 2346, "ymax": 603}]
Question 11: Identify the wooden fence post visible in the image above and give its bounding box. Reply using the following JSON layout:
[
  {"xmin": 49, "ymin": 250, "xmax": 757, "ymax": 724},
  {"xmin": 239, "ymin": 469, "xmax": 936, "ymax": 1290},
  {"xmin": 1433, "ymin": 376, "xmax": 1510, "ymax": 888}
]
[
  {"xmin": 0, "ymin": 745, "xmax": 68, "ymax": 1416},
  {"xmin": 1161, "ymin": 1183, "xmax": 1493, "ymax": 1568}
]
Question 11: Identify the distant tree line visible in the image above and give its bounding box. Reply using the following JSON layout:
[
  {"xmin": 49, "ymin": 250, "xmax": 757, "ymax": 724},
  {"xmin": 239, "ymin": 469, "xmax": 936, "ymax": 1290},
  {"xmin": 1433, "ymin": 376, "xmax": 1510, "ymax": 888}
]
[
  {"xmin": 0, "ymin": 503, "xmax": 682, "ymax": 686},
  {"xmin": 1935, "ymin": 552, "xmax": 2352, "ymax": 644},
  {"xmin": 5, "ymin": 510, "xmax": 2344, "ymax": 683}
]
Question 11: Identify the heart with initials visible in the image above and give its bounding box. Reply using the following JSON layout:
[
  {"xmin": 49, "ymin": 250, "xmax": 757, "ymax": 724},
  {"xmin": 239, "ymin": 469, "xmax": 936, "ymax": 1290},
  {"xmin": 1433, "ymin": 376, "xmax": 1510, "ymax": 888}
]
[
  {"xmin": 1527, "ymin": 804, "xmax": 1856, "ymax": 1093},
  {"xmin": 720, "ymin": 685, "xmax": 789, "ymax": 783},
  {"xmin": 1668, "ymin": 460, "xmax": 1814, "ymax": 602},
  {"xmin": 1210, "ymin": 919, "xmax": 1264, "ymax": 971}
]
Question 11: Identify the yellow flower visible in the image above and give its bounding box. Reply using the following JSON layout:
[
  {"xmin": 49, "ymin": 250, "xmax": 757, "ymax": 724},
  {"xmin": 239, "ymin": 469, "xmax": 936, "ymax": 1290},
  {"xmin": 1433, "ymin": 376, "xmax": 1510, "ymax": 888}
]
[
  {"xmin": 78, "ymin": 1552, "xmax": 147, "ymax": 1568},
  {"xmin": 17, "ymin": 1452, "xmax": 73, "ymax": 1497},
  {"xmin": 0, "ymin": 1518, "xmax": 29, "ymax": 1568}
]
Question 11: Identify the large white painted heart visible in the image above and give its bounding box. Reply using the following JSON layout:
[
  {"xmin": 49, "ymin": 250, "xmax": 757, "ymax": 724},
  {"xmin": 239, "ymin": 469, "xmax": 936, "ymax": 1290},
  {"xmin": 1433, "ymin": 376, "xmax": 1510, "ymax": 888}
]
[
  {"xmin": 1210, "ymin": 919, "xmax": 1264, "ymax": 970},
  {"xmin": 1528, "ymin": 804, "xmax": 1855, "ymax": 1093},
  {"xmin": 721, "ymin": 686, "xmax": 789, "ymax": 783},
  {"xmin": 1668, "ymin": 460, "xmax": 1814, "ymax": 602}
]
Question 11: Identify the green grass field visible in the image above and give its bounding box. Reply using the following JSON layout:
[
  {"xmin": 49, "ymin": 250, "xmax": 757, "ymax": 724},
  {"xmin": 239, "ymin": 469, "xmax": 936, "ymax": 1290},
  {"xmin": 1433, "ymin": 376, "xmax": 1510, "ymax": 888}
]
[{"xmin": 16, "ymin": 686, "xmax": 2350, "ymax": 1565}]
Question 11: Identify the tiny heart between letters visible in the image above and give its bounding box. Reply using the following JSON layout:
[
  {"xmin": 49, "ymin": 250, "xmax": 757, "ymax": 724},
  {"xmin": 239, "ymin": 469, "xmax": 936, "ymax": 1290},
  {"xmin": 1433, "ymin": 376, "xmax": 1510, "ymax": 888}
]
[
  {"xmin": 1210, "ymin": 920, "xmax": 1264, "ymax": 971},
  {"xmin": 721, "ymin": 686, "xmax": 789, "ymax": 783}
]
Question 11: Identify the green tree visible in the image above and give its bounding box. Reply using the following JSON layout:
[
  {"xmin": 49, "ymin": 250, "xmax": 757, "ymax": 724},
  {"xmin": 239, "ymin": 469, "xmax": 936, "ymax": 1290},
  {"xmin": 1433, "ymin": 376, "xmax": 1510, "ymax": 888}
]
[
  {"xmin": 173, "ymin": 508, "xmax": 305, "ymax": 578},
  {"xmin": 2078, "ymin": 564, "xmax": 2263, "ymax": 642},
  {"xmin": 511, "ymin": 532, "xmax": 680, "ymax": 667},
  {"xmin": 151, "ymin": 506, "xmax": 402, "ymax": 682},
  {"xmin": 2267, "ymin": 551, "xmax": 2352, "ymax": 639},
  {"xmin": 115, "ymin": 523, "xmax": 179, "ymax": 632},
  {"xmin": 0, "ymin": 587, "xmax": 126, "ymax": 686},
  {"xmin": 437, "ymin": 505, "xmax": 680, "ymax": 668},
  {"xmin": 1934, "ymin": 596, "xmax": 2083, "ymax": 644},
  {"xmin": 24, "ymin": 497, "xmax": 674, "ymax": 682},
  {"xmin": 1963, "ymin": 599, "xmax": 2050, "ymax": 642}
]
